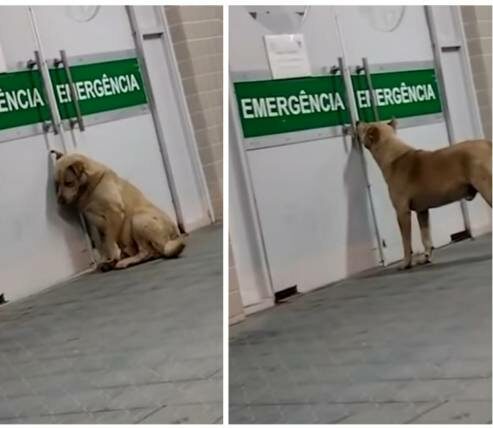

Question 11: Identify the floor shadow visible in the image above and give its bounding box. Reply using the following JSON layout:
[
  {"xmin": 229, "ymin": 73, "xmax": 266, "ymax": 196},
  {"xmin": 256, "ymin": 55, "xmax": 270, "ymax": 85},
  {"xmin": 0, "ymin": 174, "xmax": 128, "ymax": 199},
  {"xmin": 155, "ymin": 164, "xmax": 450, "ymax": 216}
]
[
  {"xmin": 360, "ymin": 253, "xmax": 492, "ymax": 279},
  {"xmin": 43, "ymin": 138, "xmax": 91, "ymax": 270},
  {"xmin": 344, "ymin": 137, "xmax": 375, "ymax": 274}
]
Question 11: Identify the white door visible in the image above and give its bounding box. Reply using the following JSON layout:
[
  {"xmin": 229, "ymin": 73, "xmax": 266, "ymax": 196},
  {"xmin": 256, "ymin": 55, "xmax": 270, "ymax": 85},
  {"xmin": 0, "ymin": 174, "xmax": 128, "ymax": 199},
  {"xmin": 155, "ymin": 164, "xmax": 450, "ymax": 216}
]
[
  {"xmin": 0, "ymin": 7, "xmax": 91, "ymax": 301},
  {"xmin": 231, "ymin": 7, "xmax": 381, "ymax": 295},
  {"xmin": 32, "ymin": 5, "xmax": 177, "ymax": 221},
  {"xmin": 231, "ymin": 5, "xmax": 475, "ymax": 298},
  {"xmin": 0, "ymin": 6, "xmax": 179, "ymax": 301},
  {"xmin": 336, "ymin": 5, "xmax": 465, "ymax": 264}
]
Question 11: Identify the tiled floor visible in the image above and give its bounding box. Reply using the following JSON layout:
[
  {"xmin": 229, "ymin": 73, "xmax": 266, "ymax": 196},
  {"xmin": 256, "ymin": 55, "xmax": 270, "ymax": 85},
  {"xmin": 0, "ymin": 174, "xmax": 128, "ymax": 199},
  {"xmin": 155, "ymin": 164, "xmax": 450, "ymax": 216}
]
[
  {"xmin": 230, "ymin": 234, "xmax": 492, "ymax": 424},
  {"xmin": 0, "ymin": 225, "xmax": 222, "ymax": 424}
]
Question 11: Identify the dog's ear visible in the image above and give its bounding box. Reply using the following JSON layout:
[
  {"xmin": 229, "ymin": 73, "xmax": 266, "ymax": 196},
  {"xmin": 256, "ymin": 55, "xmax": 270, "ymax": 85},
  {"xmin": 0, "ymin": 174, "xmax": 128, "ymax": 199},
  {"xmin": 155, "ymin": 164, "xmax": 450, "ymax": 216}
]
[
  {"xmin": 50, "ymin": 150, "xmax": 64, "ymax": 160},
  {"xmin": 367, "ymin": 125, "xmax": 380, "ymax": 145},
  {"xmin": 387, "ymin": 118, "xmax": 397, "ymax": 131}
]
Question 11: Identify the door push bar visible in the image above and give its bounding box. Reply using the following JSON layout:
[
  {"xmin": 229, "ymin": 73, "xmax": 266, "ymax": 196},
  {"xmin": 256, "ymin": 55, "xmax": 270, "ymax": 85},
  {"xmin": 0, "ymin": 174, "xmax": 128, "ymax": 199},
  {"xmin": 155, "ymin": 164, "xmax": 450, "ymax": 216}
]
[
  {"xmin": 356, "ymin": 57, "xmax": 380, "ymax": 122},
  {"xmin": 27, "ymin": 50, "xmax": 58, "ymax": 135},
  {"xmin": 53, "ymin": 50, "xmax": 85, "ymax": 132},
  {"xmin": 329, "ymin": 63, "xmax": 352, "ymax": 137}
]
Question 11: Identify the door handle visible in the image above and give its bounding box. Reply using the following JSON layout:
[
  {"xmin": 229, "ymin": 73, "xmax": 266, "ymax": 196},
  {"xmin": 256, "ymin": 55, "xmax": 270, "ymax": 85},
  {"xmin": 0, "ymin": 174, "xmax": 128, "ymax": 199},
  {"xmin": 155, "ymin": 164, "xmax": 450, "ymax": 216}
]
[
  {"xmin": 357, "ymin": 57, "xmax": 380, "ymax": 122},
  {"xmin": 337, "ymin": 56, "xmax": 359, "ymax": 135},
  {"xmin": 329, "ymin": 63, "xmax": 353, "ymax": 135},
  {"xmin": 28, "ymin": 50, "xmax": 58, "ymax": 135},
  {"xmin": 54, "ymin": 50, "xmax": 85, "ymax": 131}
]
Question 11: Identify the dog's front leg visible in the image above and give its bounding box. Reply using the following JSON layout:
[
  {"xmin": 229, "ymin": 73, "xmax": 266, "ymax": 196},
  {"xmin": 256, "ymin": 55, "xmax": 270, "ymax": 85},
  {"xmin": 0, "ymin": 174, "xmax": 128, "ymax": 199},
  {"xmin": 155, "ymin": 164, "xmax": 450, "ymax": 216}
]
[
  {"xmin": 100, "ymin": 226, "xmax": 121, "ymax": 267},
  {"xmin": 396, "ymin": 209, "xmax": 413, "ymax": 269},
  {"xmin": 85, "ymin": 211, "xmax": 122, "ymax": 270},
  {"xmin": 87, "ymin": 220, "xmax": 103, "ymax": 261},
  {"xmin": 417, "ymin": 210, "xmax": 433, "ymax": 264}
]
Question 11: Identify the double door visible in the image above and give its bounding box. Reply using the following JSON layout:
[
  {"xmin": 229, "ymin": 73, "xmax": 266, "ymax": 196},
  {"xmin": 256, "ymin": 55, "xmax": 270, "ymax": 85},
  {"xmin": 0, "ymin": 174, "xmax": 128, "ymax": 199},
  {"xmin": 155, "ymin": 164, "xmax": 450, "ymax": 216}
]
[
  {"xmin": 231, "ymin": 6, "xmax": 467, "ymax": 295},
  {"xmin": 0, "ymin": 6, "xmax": 176, "ymax": 300}
]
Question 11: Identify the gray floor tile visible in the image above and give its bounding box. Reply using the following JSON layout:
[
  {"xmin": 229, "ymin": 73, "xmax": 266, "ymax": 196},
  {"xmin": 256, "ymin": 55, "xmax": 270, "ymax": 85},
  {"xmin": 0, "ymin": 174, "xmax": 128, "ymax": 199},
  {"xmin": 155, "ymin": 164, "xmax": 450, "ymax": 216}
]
[
  {"xmin": 0, "ymin": 225, "xmax": 222, "ymax": 424},
  {"xmin": 410, "ymin": 400, "xmax": 492, "ymax": 424},
  {"xmin": 230, "ymin": 234, "xmax": 492, "ymax": 424},
  {"xmin": 138, "ymin": 402, "xmax": 222, "ymax": 424}
]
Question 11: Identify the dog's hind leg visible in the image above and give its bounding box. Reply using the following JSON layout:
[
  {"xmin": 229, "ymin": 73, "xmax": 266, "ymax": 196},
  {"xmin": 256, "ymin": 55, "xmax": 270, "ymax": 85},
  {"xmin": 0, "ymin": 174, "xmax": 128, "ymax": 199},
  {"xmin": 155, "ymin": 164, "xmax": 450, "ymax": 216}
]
[
  {"xmin": 151, "ymin": 235, "xmax": 186, "ymax": 258},
  {"xmin": 131, "ymin": 211, "xmax": 185, "ymax": 259},
  {"xmin": 417, "ymin": 210, "xmax": 433, "ymax": 264},
  {"xmin": 471, "ymin": 169, "xmax": 492, "ymax": 206},
  {"xmin": 397, "ymin": 209, "xmax": 413, "ymax": 269},
  {"xmin": 114, "ymin": 245, "xmax": 153, "ymax": 269}
]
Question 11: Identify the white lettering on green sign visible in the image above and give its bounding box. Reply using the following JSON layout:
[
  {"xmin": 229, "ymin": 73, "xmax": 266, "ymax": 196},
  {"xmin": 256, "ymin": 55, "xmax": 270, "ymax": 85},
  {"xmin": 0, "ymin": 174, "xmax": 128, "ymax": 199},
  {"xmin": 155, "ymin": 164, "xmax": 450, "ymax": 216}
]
[
  {"xmin": 0, "ymin": 87, "xmax": 45, "ymax": 113},
  {"xmin": 234, "ymin": 68, "xmax": 442, "ymax": 138},
  {"xmin": 55, "ymin": 73, "xmax": 140, "ymax": 104},
  {"xmin": 240, "ymin": 90, "xmax": 346, "ymax": 119},
  {"xmin": 0, "ymin": 73, "xmax": 141, "ymax": 114},
  {"xmin": 356, "ymin": 82, "xmax": 436, "ymax": 109},
  {"xmin": 239, "ymin": 82, "xmax": 437, "ymax": 120}
]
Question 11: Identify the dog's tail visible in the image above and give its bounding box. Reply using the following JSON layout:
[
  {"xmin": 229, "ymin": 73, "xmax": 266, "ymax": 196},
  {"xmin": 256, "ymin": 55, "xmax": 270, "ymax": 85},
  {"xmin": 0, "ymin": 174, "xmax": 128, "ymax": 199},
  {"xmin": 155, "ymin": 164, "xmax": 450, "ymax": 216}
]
[{"xmin": 163, "ymin": 236, "xmax": 186, "ymax": 258}]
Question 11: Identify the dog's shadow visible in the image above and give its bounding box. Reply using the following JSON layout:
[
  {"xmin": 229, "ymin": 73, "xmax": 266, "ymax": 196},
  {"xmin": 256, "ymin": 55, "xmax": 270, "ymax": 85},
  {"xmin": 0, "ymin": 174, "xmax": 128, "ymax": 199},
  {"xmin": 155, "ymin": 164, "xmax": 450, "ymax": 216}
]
[
  {"xmin": 45, "ymin": 153, "xmax": 77, "ymax": 225},
  {"xmin": 44, "ymin": 141, "xmax": 91, "ymax": 268},
  {"xmin": 343, "ymin": 137, "xmax": 375, "ymax": 274},
  {"xmin": 360, "ymin": 253, "xmax": 491, "ymax": 279}
]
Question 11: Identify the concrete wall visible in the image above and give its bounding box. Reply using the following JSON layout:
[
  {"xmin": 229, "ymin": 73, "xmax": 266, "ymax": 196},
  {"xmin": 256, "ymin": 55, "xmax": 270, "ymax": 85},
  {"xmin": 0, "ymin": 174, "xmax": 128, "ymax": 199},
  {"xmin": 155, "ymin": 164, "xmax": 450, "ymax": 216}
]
[
  {"xmin": 165, "ymin": 6, "xmax": 223, "ymax": 219},
  {"xmin": 461, "ymin": 5, "xmax": 492, "ymax": 139}
]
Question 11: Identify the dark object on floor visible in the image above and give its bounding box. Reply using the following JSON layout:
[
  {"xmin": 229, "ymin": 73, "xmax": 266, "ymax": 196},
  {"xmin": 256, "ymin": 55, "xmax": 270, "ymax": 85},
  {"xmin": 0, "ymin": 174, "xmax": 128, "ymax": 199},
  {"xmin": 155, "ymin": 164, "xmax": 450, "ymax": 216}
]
[{"xmin": 274, "ymin": 285, "xmax": 298, "ymax": 303}]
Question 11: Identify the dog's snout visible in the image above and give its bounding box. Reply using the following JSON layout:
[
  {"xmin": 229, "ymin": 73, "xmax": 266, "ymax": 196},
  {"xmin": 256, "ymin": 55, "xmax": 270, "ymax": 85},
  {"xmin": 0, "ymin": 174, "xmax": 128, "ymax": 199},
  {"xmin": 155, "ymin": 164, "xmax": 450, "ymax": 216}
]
[{"xmin": 55, "ymin": 186, "xmax": 66, "ymax": 205}]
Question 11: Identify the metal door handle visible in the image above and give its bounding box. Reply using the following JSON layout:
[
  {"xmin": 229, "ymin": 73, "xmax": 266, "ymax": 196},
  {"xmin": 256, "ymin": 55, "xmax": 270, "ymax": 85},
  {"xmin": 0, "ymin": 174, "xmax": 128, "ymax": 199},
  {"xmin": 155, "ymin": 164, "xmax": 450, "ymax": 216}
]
[
  {"xmin": 358, "ymin": 57, "xmax": 380, "ymax": 122},
  {"xmin": 28, "ymin": 51, "xmax": 58, "ymax": 134},
  {"xmin": 337, "ymin": 56, "xmax": 358, "ymax": 130},
  {"xmin": 54, "ymin": 50, "xmax": 85, "ymax": 131}
]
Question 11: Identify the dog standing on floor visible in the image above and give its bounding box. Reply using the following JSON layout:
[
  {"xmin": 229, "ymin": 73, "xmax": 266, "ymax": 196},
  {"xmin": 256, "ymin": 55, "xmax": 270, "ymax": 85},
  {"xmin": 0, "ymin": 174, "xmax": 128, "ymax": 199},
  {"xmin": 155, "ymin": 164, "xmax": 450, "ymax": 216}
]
[
  {"xmin": 51, "ymin": 150, "xmax": 185, "ymax": 270},
  {"xmin": 357, "ymin": 120, "xmax": 491, "ymax": 269}
]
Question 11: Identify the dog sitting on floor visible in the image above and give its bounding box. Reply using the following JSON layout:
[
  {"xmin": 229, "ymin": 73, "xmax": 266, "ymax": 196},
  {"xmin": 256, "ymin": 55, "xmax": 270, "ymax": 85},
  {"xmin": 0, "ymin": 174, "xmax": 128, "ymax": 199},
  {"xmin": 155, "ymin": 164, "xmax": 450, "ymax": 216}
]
[
  {"xmin": 51, "ymin": 150, "xmax": 185, "ymax": 271},
  {"xmin": 357, "ymin": 119, "xmax": 491, "ymax": 269}
]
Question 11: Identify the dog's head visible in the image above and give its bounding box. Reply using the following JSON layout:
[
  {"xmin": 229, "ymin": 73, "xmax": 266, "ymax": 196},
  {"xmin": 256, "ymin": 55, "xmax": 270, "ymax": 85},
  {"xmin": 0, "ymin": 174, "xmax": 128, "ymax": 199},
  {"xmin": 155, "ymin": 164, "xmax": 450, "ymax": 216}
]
[
  {"xmin": 356, "ymin": 119, "xmax": 397, "ymax": 150},
  {"xmin": 51, "ymin": 150, "xmax": 90, "ymax": 205}
]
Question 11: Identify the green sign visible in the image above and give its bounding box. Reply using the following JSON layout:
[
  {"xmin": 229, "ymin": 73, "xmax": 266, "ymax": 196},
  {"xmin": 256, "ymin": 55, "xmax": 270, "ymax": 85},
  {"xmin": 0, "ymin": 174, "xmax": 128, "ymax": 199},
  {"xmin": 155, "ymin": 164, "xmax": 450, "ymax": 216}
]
[
  {"xmin": 351, "ymin": 69, "xmax": 442, "ymax": 123},
  {"xmin": 0, "ymin": 57, "xmax": 147, "ymax": 132},
  {"xmin": 50, "ymin": 58, "xmax": 147, "ymax": 120},
  {"xmin": 0, "ymin": 69, "xmax": 51, "ymax": 130},
  {"xmin": 234, "ymin": 68, "xmax": 442, "ymax": 138},
  {"xmin": 234, "ymin": 75, "xmax": 350, "ymax": 138}
]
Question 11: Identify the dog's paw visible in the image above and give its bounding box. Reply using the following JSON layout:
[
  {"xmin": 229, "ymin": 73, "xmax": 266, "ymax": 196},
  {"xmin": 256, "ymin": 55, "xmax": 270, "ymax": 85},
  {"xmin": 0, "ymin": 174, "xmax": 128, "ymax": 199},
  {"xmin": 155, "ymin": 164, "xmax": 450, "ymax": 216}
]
[
  {"xmin": 398, "ymin": 263, "xmax": 413, "ymax": 271},
  {"xmin": 417, "ymin": 256, "xmax": 432, "ymax": 265},
  {"xmin": 114, "ymin": 260, "xmax": 130, "ymax": 270},
  {"xmin": 98, "ymin": 260, "xmax": 117, "ymax": 272}
]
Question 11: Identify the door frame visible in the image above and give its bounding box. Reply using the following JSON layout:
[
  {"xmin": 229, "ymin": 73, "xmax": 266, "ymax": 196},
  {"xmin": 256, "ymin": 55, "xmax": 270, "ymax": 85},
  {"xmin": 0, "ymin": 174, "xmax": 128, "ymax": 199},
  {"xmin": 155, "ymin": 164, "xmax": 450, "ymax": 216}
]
[
  {"xmin": 229, "ymin": 80, "xmax": 275, "ymax": 308},
  {"xmin": 425, "ymin": 5, "xmax": 485, "ymax": 237},
  {"xmin": 126, "ymin": 5, "xmax": 215, "ymax": 227}
]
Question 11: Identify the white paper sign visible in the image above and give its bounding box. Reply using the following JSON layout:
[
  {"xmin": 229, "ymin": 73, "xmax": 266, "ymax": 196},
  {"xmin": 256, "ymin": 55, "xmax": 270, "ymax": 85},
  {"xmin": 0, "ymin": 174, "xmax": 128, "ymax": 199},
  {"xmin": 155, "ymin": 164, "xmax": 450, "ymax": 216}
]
[{"xmin": 264, "ymin": 34, "xmax": 311, "ymax": 79}]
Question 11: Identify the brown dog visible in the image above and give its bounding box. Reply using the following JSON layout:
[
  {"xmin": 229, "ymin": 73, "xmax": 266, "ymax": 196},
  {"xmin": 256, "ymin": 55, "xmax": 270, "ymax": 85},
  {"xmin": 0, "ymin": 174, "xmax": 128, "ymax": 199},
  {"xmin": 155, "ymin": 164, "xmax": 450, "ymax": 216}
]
[
  {"xmin": 357, "ymin": 120, "xmax": 491, "ymax": 269},
  {"xmin": 52, "ymin": 150, "xmax": 185, "ymax": 270}
]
